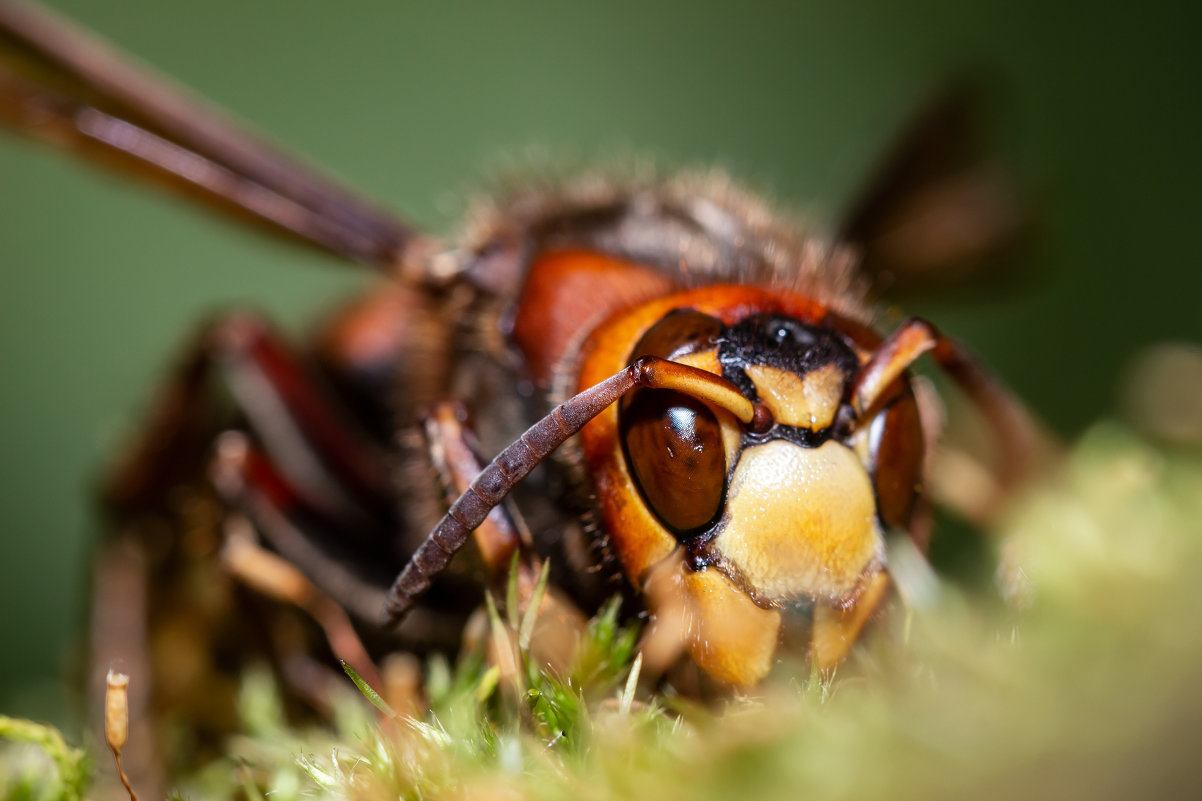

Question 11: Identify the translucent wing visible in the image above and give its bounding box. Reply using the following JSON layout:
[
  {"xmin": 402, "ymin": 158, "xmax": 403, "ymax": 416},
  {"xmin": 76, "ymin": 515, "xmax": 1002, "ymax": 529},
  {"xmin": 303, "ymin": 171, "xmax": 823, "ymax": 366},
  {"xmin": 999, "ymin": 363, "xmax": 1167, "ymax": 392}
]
[
  {"xmin": 838, "ymin": 82, "xmax": 1029, "ymax": 292},
  {"xmin": 0, "ymin": 0, "xmax": 424, "ymax": 270}
]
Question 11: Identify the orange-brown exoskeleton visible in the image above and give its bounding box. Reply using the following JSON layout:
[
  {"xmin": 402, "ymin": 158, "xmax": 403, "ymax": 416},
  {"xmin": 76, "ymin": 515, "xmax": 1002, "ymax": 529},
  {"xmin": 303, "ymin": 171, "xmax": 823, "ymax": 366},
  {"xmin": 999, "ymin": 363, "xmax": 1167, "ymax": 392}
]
[{"xmin": 0, "ymin": 0, "xmax": 1035, "ymax": 785}]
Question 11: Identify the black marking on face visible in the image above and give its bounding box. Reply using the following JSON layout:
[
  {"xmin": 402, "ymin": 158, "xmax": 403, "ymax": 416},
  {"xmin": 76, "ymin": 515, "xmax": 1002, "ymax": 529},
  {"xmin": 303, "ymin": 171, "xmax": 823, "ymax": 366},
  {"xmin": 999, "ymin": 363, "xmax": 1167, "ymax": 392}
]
[
  {"xmin": 717, "ymin": 314, "xmax": 859, "ymax": 444},
  {"xmin": 718, "ymin": 314, "xmax": 859, "ymax": 395}
]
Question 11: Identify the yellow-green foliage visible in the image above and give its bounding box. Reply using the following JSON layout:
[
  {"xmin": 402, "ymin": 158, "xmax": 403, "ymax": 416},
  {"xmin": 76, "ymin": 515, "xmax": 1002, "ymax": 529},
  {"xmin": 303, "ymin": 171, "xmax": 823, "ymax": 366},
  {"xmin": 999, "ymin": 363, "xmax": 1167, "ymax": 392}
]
[
  {"xmin": 5, "ymin": 423, "xmax": 1202, "ymax": 800},
  {"xmin": 0, "ymin": 716, "xmax": 89, "ymax": 801}
]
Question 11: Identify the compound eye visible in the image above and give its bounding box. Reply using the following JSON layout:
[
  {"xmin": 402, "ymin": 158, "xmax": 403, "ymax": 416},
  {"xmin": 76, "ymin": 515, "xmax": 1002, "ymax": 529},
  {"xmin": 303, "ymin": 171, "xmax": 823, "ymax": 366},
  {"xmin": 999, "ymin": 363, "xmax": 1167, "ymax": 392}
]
[
  {"xmin": 621, "ymin": 389, "xmax": 725, "ymax": 536},
  {"xmin": 870, "ymin": 385, "xmax": 926, "ymax": 533},
  {"xmin": 631, "ymin": 308, "xmax": 723, "ymax": 361}
]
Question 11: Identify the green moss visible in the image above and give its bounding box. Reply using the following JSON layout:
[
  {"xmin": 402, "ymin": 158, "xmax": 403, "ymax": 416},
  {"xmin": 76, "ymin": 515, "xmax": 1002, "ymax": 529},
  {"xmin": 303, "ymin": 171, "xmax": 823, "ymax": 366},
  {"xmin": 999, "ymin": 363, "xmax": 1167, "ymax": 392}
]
[
  {"xmin": 6, "ymin": 423, "xmax": 1202, "ymax": 801},
  {"xmin": 0, "ymin": 717, "xmax": 89, "ymax": 801}
]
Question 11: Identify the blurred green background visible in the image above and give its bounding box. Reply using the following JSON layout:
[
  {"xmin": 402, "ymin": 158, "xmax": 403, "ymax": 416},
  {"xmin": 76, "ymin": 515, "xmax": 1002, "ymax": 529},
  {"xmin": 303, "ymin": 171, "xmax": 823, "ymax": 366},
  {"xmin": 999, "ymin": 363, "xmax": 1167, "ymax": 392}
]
[{"xmin": 0, "ymin": 0, "xmax": 1197, "ymax": 730}]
